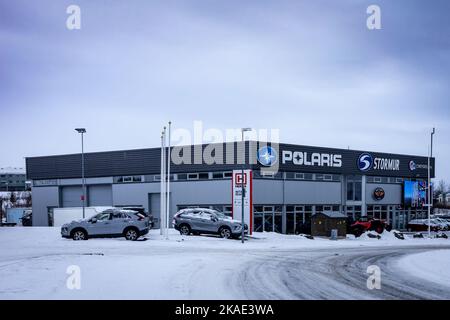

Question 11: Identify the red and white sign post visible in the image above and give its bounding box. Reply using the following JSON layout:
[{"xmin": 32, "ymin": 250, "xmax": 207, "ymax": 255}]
[{"xmin": 232, "ymin": 170, "xmax": 253, "ymax": 235}]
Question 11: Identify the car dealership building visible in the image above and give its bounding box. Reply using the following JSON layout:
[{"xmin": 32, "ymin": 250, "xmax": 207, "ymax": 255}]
[{"xmin": 26, "ymin": 141, "xmax": 435, "ymax": 233}]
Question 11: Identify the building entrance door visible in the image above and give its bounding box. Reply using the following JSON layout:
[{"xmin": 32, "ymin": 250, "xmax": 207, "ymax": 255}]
[{"xmin": 253, "ymin": 206, "xmax": 283, "ymax": 233}]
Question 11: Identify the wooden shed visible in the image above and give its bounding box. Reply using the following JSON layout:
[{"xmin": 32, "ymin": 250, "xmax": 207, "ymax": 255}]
[{"xmin": 311, "ymin": 212, "xmax": 347, "ymax": 237}]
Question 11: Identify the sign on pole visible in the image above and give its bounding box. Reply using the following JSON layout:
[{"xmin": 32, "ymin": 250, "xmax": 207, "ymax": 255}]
[{"xmin": 232, "ymin": 170, "xmax": 253, "ymax": 235}]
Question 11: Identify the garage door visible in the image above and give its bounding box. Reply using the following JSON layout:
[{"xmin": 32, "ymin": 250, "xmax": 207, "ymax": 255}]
[
  {"xmin": 61, "ymin": 186, "xmax": 83, "ymax": 207},
  {"xmin": 149, "ymin": 193, "xmax": 161, "ymax": 229},
  {"xmin": 88, "ymin": 185, "xmax": 113, "ymax": 206}
]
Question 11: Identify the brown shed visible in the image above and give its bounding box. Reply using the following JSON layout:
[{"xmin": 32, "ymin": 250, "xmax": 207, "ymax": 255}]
[{"xmin": 311, "ymin": 212, "xmax": 347, "ymax": 238}]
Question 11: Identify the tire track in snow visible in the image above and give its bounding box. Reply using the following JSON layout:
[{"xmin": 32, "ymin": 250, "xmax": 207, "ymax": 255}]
[{"xmin": 234, "ymin": 245, "xmax": 450, "ymax": 300}]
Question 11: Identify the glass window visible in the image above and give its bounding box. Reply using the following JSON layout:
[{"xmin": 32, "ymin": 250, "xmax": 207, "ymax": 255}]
[
  {"xmin": 347, "ymin": 182, "xmax": 354, "ymax": 200},
  {"xmin": 285, "ymin": 172, "xmax": 295, "ymax": 179},
  {"xmin": 133, "ymin": 176, "xmax": 142, "ymax": 182},
  {"xmin": 177, "ymin": 174, "xmax": 187, "ymax": 180},
  {"xmin": 262, "ymin": 172, "xmax": 274, "ymax": 178},
  {"xmin": 323, "ymin": 174, "xmax": 333, "ymax": 181},
  {"xmin": 304, "ymin": 173, "xmax": 313, "ymax": 180},
  {"xmin": 93, "ymin": 212, "xmax": 110, "ymax": 220},
  {"xmin": 295, "ymin": 173, "xmax": 304, "ymax": 180},
  {"xmin": 198, "ymin": 173, "xmax": 209, "ymax": 180},
  {"xmin": 212, "ymin": 172, "xmax": 223, "ymax": 179},
  {"xmin": 315, "ymin": 174, "xmax": 324, "ymax": 181},
  {"xmin": 347, "ymin": 176, "xmax": 362, "ymax": 201},
  {"xmin": 223, "ymin": 172, "xmax": 232, "ymax": 178},
  {"xmin": 355, "ymin": 182, "xmax": 362, "ymax": 201},
  {"xmin": 187, "ymin": 173, "xmax": 199, "ymax": 180}
]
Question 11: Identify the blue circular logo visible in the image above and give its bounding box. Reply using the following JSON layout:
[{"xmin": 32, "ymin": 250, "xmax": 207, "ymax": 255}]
[
  {"xmin": 358, "ymin": 153, "xmax": 373, "ymax": 171},
  {"xmin": 257, "ymin": 146, "xmax": 278, "ymax": 166}
]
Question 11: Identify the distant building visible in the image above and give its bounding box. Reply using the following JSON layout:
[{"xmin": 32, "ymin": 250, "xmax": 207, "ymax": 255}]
[
  {"xmin": 0, "ymin": 167, "xmax": 29, "ymax": 191},
  {"xmin": 437, "ymin": 193, "xmax": 450, "ymax": 205}
]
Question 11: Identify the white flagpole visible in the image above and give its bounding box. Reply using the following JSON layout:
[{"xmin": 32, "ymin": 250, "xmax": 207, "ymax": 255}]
[
  {"xmin": 160, "ymin": 131, "xmax": 165, "ymax": 235},
  {"xmin": 166, "ymin": 121, "xmax": 171, "ymax": 240},
  {"xmin": 162, "ymin": 127, "xmax": 167, "ymax": 235}
]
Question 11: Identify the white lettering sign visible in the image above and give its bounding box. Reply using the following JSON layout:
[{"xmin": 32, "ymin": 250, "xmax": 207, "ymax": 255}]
[{"xmin": 282, "ymin": 151, "xmax": 342, "ymax": 167}]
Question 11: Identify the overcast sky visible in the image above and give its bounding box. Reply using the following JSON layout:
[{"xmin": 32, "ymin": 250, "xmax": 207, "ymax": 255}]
[{"xmin": 1, "ymin": 0, "xmax": 449, "ymax": 181}]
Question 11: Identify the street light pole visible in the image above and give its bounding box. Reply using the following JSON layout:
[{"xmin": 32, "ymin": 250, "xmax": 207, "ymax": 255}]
[
  {"xmin": 241, "ymin": 128, "xmax": 252, "ymax": 244},
  {"xmin": 75, "ymin": 128, "xmax": 87, "ymax": 219},
  {"xmin": 160, "ymin": 131, "xmax": 165, "ymax": 235},
  {"xmin": 427, "ymin": 128, "xmax": 435, "ymax": 238},
  {"xmin": 166, "ymin": 121, "xmax": 171, "ymax": 240}
]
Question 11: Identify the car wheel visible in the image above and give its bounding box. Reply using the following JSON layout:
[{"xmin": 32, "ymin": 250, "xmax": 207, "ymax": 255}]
[
  {"xmin": 124, "ymin": 228, "xmax": 139, "ymax": 241},
  {"xmin": 72, "ymin": 229, "xmax": 87, "ymax": 241},
  {"xmin": 351, "ymin": 226, "xmax": 364, "ymax": 238},
  {"xmin": 179, "ymin": 224, "xmax": 191, "ymax": 236},
  {"xmin": 219, "ymin": 227, "xmax": 232, "ymax": 239}
]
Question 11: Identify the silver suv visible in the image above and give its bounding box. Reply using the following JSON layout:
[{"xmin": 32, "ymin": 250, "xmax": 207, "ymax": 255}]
[
  {"xmin": 172, "ymin": 208, "xmax": 248, "ymax": 239},
  {"xmin": 61, "ymin": 209, "xmax": 150, "ymax": 241}
]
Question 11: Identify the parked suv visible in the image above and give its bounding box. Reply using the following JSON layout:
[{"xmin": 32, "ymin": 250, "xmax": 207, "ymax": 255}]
[
  {"xmin": 61, "ymin": 209, "xmax": 149, "ymax": 241},
  {"xmin": 119, "ymin": 206, "xmax": 154, "ymax": 229},
  {"xmin": 173, "ymin": 208, "xmax": 248, "ymax": 239}
]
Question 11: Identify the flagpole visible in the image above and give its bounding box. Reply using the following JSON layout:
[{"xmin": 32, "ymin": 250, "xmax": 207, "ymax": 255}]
[{"xmin": 166, "ymin": 122, "xmax": 171, "ymax": 240}]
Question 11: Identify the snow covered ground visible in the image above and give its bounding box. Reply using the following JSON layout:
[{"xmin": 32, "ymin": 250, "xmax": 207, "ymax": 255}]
[
  {"xmin": 397, "ymin": 249, "xmax": 450, "ymax": 287},
  {"xmin": 0, "ymin": 227, "xmax": 449, "ymax": 299}
]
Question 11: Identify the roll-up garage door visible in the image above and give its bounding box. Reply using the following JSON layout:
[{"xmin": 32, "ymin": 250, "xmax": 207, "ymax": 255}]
[
  {"xmin": 88, "ymin": 185, "xmax": 113, "ymax": 206},
  {"xmin": 149, "ymin": 193, "xmax": 161, "ymax": 229},
  {"xmin": 61, "ymin": 186, "xmax": 83, "ymax": 207}
]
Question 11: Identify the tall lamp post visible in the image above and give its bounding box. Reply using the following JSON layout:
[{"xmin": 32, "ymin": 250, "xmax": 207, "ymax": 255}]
[
  {"xmin": 427, "ymin": 127, "xmax": 435, "ymax": 238},
  {"xmin": 241, "ymin": 128, "xmax": 252, "ymax": 244},
  {"xmin": 75, "ymin": 128, "xmax": 87, "ymax": 219},
  {"xmin": 166, "ymin": 122, "xmax": 172, "ymax": 240}
]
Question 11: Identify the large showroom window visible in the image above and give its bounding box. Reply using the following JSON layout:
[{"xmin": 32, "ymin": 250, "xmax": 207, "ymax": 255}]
[{"xmin": 346, "ymin": 175, "xmax": 362, "ymax": 201}]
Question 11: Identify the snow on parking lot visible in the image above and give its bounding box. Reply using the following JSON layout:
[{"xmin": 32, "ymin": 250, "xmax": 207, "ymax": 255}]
[
  {"xmin": 397, "ymin": 249, "xmax": 450, "ymax": 287},
  {"xmin": 0, "ymin": 227, "xmax": 449, "ymax": 299}
]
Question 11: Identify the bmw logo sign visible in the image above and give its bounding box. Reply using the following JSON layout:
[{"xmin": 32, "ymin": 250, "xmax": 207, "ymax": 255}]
[
  {"xmin": 257, "ymin": 146, "xmax": 278, "ymax": 166},
  {"xmin": 409, "ymin": 160, "xmax": 416, "ymax": 171},
  {"xmin": 358, "ymin": 153, "xmax": 373, "ymax": 172}
]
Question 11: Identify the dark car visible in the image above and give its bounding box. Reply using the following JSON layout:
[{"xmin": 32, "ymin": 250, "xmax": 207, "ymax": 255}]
[{"xmin": 21, "ymin": 210, "xmax": 33, "ymax": 226}]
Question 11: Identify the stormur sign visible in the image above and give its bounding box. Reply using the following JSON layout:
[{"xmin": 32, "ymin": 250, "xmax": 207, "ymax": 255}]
[{"xmin": 254, "ymin": 142, "xmax": 434, "ymax": 179}]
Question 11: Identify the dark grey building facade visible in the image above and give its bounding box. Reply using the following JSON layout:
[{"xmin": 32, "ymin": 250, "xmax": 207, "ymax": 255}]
[{"xmin": 26, "ymin": 141, "xmax": 435, "ymax": 232}]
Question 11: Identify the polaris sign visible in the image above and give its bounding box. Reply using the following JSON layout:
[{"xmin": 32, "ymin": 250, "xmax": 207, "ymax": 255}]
[
  {"xmin": 358, "ymin": 153, "xmax": 400, "ymax": 172},
  {"xmin": 282, "ymin": 151, "xmax": 342, "ymax": 167}
]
